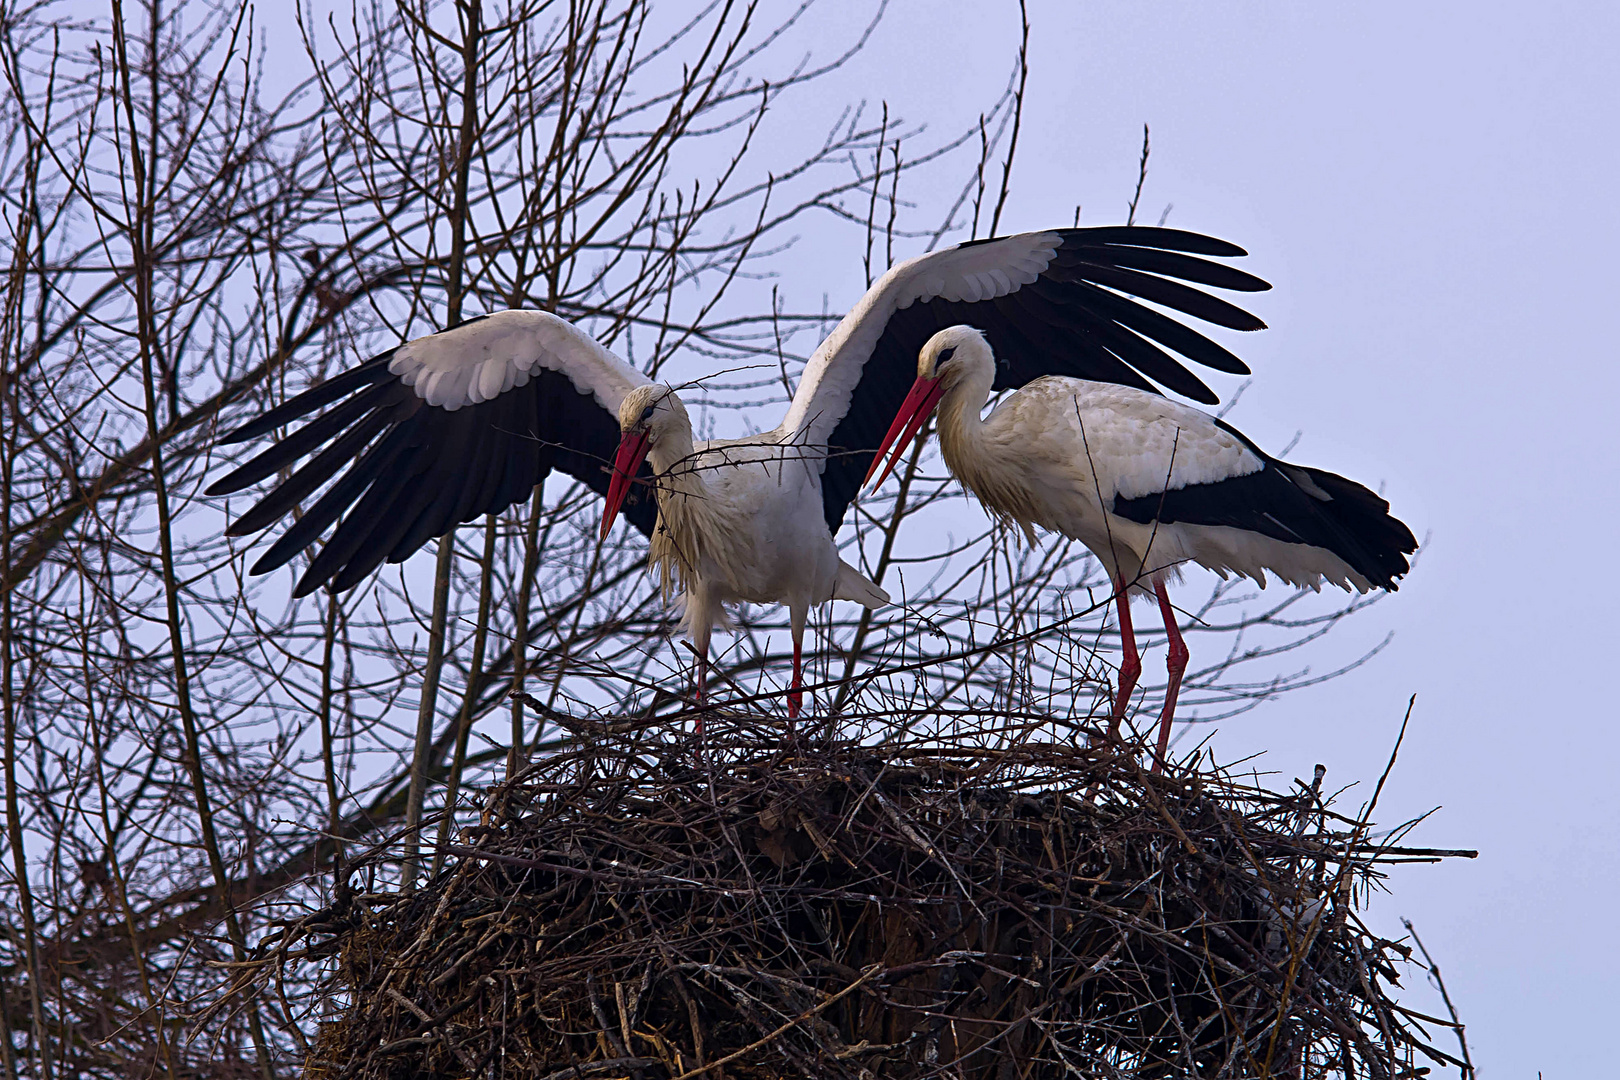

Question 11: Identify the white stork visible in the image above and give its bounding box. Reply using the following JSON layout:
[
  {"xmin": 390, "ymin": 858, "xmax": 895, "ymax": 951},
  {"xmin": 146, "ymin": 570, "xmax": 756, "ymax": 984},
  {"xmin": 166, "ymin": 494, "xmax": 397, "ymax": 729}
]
[
  {"xmin": 206, "ymin": 226, "xmax": 1271, "ymax": 717},
  {"xmin": 865, "ymin": 325, "xmax": 1417, "ymax": 768}
]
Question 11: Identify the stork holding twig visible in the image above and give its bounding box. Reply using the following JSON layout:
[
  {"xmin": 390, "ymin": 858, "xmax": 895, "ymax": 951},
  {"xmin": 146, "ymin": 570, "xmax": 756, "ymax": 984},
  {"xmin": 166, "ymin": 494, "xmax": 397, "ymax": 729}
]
[{"xmin": 866, "ymin": 326, "xmax": 1416, "ymax": 769}]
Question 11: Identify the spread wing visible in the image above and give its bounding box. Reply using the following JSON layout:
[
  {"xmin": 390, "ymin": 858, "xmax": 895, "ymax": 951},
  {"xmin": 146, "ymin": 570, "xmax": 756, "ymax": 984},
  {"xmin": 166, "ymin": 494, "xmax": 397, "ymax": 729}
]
[
  {"xmin": 207, "ymin": 309, "xmax": 657, "ymax": 597},
  {"xmin": 778, "ymin": 226, "xmax": 1271, "ymax": 532}
]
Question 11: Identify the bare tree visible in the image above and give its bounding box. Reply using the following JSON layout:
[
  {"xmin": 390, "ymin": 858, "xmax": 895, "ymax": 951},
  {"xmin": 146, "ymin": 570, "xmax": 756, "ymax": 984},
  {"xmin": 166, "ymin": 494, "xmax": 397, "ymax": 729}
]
[{"xmin": 0, "ymin": 0, "xmax": 1397, "ymax": 1074}]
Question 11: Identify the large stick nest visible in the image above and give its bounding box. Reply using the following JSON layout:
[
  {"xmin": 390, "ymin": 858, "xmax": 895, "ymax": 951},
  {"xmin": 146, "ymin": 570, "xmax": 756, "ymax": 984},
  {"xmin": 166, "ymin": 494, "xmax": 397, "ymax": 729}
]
[{"xmin": 290, "ymin": 718, "xmax": 1471, "ymax": 1080}]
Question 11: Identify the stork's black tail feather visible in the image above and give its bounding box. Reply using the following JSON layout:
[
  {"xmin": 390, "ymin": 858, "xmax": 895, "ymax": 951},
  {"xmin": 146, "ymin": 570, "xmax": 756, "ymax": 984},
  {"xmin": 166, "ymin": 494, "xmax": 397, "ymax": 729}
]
[
  {"xmin": 1278, "ymin": 464, "xmax": 1418, "ymax": 590},
  {"xmin": 1112, "ymin": 440, "xmax": 1418, "ymax": 593}
]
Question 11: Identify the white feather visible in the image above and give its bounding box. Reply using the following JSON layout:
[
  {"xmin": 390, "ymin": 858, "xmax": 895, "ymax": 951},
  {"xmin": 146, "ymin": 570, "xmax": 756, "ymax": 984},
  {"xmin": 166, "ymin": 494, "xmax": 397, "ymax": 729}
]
[
  {"xmin": 388, "ymin": 309, "xmax": 649, "ymax": 414},
  {"xmin": 476, "ymin": 356, "xmax": 505, "ymax": 402}
]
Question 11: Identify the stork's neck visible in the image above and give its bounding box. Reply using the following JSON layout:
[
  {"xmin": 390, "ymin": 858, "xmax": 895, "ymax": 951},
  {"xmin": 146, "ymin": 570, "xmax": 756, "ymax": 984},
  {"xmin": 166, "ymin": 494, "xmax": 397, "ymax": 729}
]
[
  {"xmin": 933, "ymin": 359, "xmax": 1042, "ymax": 545},
  {"xmin": 641, "ymin": 419, "xmax": 745, "ymax": 595},
  {"xmin": 933, "ymin": 361, "xmax": 996, "ymax": 475},
  {"xmin": 648, "ymin": 424, "xmax": 732, "ymax": 550},
  {"xmin": 646, "ymin": 424, "xmax": 697, "ymax": 479},
  {"xmin": 645, "ymin": 422, "xmax": 707, "ymax": 505}
]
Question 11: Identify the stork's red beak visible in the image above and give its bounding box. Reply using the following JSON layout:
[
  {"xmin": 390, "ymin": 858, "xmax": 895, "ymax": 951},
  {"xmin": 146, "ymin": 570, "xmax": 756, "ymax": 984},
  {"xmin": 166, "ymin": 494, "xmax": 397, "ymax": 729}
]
[
  {"xmin": 600, "ymin": 430, "xmax": 652, "ymax": 540},
  {"xmin": 864, "ymin": 375, "xmax": 946, "ymax": 491}
]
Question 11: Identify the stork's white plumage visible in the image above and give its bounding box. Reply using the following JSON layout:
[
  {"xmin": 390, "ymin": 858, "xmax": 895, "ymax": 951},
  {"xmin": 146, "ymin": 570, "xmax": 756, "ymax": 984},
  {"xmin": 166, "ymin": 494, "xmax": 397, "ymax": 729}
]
[
  {"xmin": 866, "ymin": 327, "xmax": 1417, "ymax": 767},
  {"xmin": 207, "ymin": 227, "xmax": 1271, "ymax": 717},
  {"xmin": 598, "ymin": 385, "xmax": 887, "ymax": 716}
]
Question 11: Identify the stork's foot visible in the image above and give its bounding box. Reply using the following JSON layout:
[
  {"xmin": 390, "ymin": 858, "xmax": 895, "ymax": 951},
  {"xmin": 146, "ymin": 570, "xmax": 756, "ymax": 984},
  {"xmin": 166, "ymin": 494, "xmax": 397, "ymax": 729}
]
[
  {"xmin": 1088, "ymin": 719, "xmax": 1125, "ymax": 749},
  {"xmin": 689, "ymin": 672, "xmax": 708, "ymax": 739},
  {"xmin": 1150, "ymin": 686, "xmax": 1182, "ymax": 775},
  {"xmin": 779, "ymin": 711, "xmax": 809, "ymax": 758},
  {"xmin": 683, "ymin": 708, "xmax": 710, "ymax": 768}
]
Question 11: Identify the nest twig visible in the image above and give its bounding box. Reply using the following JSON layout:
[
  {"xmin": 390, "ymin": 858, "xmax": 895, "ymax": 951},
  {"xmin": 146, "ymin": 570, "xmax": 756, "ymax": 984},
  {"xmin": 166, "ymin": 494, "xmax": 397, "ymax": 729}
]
[{"xmin": 280, "ymin": 711, "xmax": 1473, "ymax": 1080}]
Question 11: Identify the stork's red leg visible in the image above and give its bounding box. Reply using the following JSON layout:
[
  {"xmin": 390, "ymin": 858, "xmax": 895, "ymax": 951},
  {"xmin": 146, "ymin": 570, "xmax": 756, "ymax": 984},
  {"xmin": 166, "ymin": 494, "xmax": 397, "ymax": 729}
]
[
  {"xmin": 1152, "ymin": 580, "xmax": 1189, "ymax": 773},
  {"xmin": 1109, "ymin": 575, "xmax": 1141, "ymax": 737},
  {"xmin": 788, "ymin": 632, "xmax": 803, "ymax": 721},
  {"xmin": 693, "ymin": 637, "xmax": 708, "ymax": 737}
]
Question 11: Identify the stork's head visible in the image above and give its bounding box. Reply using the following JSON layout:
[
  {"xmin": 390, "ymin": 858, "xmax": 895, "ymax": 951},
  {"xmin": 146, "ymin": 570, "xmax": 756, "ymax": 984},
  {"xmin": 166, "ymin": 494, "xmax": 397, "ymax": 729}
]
[
  {"xmin": 916, "ymin": 325, "xmax": 993, "ymax": 385},
  {"xmin": 865, "ymin": 326, "xmax": 994, "ymax": 491},
  {"xmin": 601, "ymin": 385, "xmax": 688, "ymax": 540},
  {"xmin": 616, "ymin": 383, "xmax": 690, "ymax": 442}
]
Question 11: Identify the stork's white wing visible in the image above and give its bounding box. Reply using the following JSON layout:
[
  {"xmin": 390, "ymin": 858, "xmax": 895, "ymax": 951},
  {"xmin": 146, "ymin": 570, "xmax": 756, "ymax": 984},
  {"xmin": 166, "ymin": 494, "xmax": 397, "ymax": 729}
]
[
  {"xmin": 208, "ymin": 310, "xmax": 656, "ymax": 596},
  {"xmin": 777, "ymin": 227, "xmax": 1271, "ymax": 533},
  {"xmin": 387, "ymin": 308, "xmax": 646, "ymax": 412},
  {"xmin": 779, "ymin": 231, "xmax": 1065, "ymax": 445}
]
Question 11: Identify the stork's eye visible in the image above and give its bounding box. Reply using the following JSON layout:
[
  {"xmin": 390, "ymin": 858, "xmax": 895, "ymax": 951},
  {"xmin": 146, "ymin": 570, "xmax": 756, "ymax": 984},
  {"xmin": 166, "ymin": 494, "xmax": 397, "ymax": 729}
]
[
  {"xmin": 937, "ymin": 346, "xmax": 957, "ymax": 365},
  {"xmin": 640, "ymin": 404, "xmax": 655, "ymax": 422}
]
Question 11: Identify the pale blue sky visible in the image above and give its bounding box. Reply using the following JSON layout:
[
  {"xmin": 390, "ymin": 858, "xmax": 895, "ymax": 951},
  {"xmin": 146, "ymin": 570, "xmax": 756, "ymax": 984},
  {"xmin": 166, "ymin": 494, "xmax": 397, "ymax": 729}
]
[{"xmin": 804, "ymin": 3, "xmax": 1616, "ymax": 1074}]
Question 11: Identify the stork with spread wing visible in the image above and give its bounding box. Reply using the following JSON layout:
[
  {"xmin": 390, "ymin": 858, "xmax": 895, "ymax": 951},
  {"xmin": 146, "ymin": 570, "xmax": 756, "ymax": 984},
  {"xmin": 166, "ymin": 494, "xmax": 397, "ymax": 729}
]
[{"xmin": 209, "ymin": 227, "xmax": 1269, "ymax": 715}]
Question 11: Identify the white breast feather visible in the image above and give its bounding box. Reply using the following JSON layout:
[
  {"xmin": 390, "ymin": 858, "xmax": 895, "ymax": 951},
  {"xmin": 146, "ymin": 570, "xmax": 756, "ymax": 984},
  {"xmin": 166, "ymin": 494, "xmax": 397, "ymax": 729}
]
[{"xmin": 388, "ymin": 309, "xmax": 649, "ymax": 413}]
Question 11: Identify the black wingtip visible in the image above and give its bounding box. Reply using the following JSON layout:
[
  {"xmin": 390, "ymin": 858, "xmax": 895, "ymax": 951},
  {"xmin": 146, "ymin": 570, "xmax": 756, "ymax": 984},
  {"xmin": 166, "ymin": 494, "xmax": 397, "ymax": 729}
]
[
  {"xmin": 290, "ymin": 573, "xmax": 324, "ymax": 600},
  {"xmin": 221, "ymin": 410, "xmax": 293, "ymax": 447},
  {"xmin": 205, "ymin": 467, "xmax": 256, "ymax": 500},
  {"xmin": 247, "ymin": 548, "xmax": 290, "ymax": 578},
  {"xmin": 207, "ymin": 459, "xmax": 271, "ymax": 499},
  {"xmin": 1074, "ymin": 225, "xmax": 1250, "ymax": 259},
  {"xmin": 217, "ymin": 353, "xmax": 396, "ymax": 447},
  {"xmin": 1065, "ymin": 228, "xmax": 1273, "ymax": 297}
]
